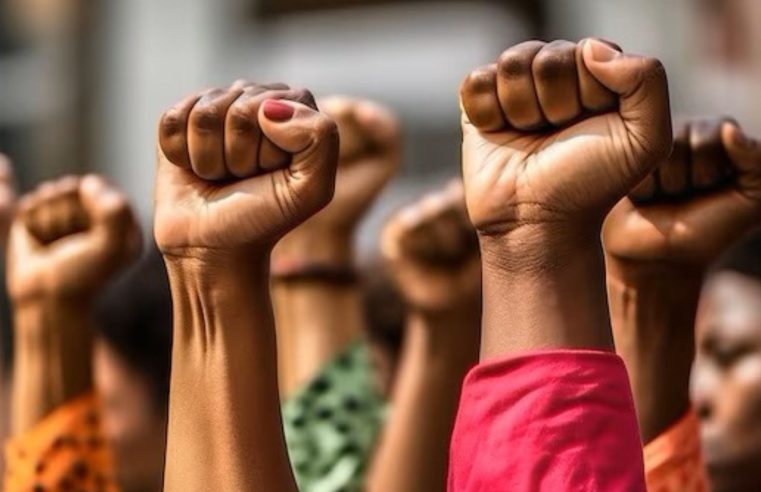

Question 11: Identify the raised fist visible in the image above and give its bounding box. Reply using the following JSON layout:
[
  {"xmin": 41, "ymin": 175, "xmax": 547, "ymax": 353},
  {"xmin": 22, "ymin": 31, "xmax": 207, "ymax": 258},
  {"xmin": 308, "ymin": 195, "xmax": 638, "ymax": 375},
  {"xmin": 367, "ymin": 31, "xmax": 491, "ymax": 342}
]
[
  {"xmin": 154, "ymin": 81, "xmax": 339, "ymax": 256},
  {"xmin": 274, "ymin": 96, "xmax": 400, "ymax": 265},
  {"xmin": 604, "ymin": 118, "xmax": 761, "ymax": 265},
  {"xmin": 7, "ymin": 175, "xmax": 141, "ymax": 302},
  {"xmin": 459, "ymin": 38, "xmax": 672, "ymax": 242},
  {"xmin": 381, "ymin": 180, "xmax": 480, "ymax": 312}
]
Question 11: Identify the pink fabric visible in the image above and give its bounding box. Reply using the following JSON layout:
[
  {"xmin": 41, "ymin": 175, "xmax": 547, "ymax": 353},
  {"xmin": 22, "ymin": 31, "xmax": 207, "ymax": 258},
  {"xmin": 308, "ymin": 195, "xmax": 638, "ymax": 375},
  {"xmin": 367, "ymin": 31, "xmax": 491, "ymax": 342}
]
[{"xmin": 448, "ymin": 349, "xmax": 646, "ymax": 492}]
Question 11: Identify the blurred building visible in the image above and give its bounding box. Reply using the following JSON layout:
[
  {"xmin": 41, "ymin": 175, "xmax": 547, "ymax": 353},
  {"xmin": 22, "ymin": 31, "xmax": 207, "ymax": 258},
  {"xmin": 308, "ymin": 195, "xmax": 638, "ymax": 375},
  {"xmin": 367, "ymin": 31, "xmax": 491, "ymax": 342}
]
[{"xmin": 1, "ymin": 0, "xmax": 760, "ymax": 255}]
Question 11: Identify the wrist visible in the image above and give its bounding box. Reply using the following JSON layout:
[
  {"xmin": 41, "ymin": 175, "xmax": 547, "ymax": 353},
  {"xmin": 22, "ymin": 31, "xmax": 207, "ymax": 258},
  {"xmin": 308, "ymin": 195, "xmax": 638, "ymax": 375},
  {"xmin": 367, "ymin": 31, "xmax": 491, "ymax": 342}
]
[
  {"xmin": 479, "ymin": 229, "xmax": 614, "ymax": 358},
  {"xmin": 274, "ymin": 231, "xmax": 353, "ymax": 267},
  {"xmin": 406, "ymin": 309, "xmax": 480, "ymax": 373}
]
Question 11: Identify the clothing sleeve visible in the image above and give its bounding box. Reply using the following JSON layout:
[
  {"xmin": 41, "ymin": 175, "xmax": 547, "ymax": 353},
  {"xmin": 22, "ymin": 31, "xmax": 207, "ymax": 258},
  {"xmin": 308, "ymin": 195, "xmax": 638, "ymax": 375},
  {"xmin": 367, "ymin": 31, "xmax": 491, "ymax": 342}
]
[
  {"xmin": 644, "ymin": 409, "xmax": 708, "ymax": 492},
  {"xmin": 448, "ymin": 349, "xmax": 646, "ymax": 492},
  {"xmin": 4, "ymin": 392, "xmax": 119, "ymax": 492}
]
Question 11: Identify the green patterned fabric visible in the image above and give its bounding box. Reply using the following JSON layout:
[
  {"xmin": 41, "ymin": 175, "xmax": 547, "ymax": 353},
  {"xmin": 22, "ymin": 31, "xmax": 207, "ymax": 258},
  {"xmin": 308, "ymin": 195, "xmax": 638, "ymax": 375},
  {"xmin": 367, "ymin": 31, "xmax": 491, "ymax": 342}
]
[{"xmin": 283, "ymin": 341, "xmax": 386, "ymax": 492}]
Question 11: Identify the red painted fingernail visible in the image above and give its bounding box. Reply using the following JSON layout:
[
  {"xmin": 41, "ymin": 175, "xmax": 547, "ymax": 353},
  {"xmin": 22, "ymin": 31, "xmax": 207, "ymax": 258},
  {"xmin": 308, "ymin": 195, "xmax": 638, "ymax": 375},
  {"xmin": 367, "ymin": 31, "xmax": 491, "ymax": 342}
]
[{"xmin": 263, "ymin": 100, "xmax": 294, "ymax": 122}]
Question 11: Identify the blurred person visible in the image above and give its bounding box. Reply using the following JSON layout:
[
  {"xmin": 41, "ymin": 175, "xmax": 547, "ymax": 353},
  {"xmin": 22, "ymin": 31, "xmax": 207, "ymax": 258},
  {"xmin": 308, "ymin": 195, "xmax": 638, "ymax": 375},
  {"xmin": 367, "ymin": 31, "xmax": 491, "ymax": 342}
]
[
  {"xmin": 450, "ymin": 38, "xmax": 670, "ymax": 490},
  {"xmin": 605, "ymin": 118, "xmax": 761, "ymax": 491},
  {"xmin": 0, "ymin": 153, "xmax": 17, "ymax": 482},
  {"xmin": 94, "ymin": 247, "xmax": 172, "ymax": 492},
  {"xmin": 154, "ymin": 81, "xmax": 339, "ymax": 491},
  {"xmin": 691, "ymin": 227, "xmax": 761, "ymax": 492},
  {"xmin": 4, "ymin": 175, "xmax": 140, "ymax": 491},
  {"xmin": 272, "ymin": 96, "xmax": 399, "ymax": 491},
  {"xmin": 368, "ymin": 179, "xmax": 480, "ymax": 492}
]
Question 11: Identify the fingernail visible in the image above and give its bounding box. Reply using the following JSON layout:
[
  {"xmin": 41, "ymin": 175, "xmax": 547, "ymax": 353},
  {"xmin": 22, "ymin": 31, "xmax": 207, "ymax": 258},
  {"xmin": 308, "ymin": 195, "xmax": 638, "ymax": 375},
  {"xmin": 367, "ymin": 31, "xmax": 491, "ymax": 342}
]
[
  {"xmin": 263, "ymin": 100, "xmax": 294, "ymax": 122},
  {"xmin": 588, "ymin": 39, "xmax": 620, "ymax": 63}
]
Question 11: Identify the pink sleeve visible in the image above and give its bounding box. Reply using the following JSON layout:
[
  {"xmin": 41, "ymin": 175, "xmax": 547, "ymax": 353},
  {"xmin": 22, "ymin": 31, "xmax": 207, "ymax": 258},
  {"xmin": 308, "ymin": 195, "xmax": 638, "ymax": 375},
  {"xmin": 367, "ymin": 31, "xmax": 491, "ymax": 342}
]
[{"xmin": 448, "ymin": 350, "xmax": 646, "ymax": 492}]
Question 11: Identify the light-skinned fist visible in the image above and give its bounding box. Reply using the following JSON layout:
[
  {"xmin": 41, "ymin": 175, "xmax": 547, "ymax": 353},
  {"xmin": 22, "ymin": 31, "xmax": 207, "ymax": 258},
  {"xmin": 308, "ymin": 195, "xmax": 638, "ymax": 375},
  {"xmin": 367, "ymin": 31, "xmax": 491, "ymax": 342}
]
[{"xmin": 8, "ymin": 175, "xmax": 141, "ymax": 302}]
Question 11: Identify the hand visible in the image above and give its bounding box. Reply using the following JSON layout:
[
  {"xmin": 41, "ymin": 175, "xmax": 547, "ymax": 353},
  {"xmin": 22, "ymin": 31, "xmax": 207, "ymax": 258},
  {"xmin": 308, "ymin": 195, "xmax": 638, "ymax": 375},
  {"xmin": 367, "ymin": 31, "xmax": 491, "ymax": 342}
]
[
  {"xmin": 7, "ymin": 175, "xmax": 140, "ymax": 302},
  {"xmin": 274, "ymin": 96, "xmax": 400, "ymax": 264},
  {"xmin": 381, "ymin": 180, "xmax": 480, "ymax": 313},
  {"xmin": 154, "ymin": 81, "xmax": 339, "ymax": 257},
  {"xmin": 604, "ymin": 118, "xmax": 761, "ymax": 267},
  {"xmin": 0, "ymin": 154, "xmax": 17, "ymax": 249},
  {"xmin": 459, "ymin": 38, "xmax": 672, "ymax": 257}
]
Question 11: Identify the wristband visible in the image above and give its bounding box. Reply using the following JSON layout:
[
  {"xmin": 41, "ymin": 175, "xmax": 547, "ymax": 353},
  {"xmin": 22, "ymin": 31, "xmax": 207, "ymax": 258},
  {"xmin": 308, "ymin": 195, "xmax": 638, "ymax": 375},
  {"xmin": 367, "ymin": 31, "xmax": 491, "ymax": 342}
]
[{"xmin": 271, "ymin": 258, "xmax": 358, "ymax": 284}]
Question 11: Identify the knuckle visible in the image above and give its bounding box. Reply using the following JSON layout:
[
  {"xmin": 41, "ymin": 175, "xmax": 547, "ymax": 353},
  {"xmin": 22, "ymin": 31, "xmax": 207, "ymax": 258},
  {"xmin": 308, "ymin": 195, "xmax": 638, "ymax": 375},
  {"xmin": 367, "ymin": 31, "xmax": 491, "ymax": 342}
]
[
  {"xmin": 160, "ymin": 109, "xmax": 187, "ymax": 136},
  {"xmin": 227, "ymin": 103, "xmax": 258, "ymax": 133},
  {"xmin": 532, "ymin": 49, "xmax": 573, "ymax": 80},
  {"xmin": 190, "ymin": 103, "xmax": 224, "ymax": 131}
]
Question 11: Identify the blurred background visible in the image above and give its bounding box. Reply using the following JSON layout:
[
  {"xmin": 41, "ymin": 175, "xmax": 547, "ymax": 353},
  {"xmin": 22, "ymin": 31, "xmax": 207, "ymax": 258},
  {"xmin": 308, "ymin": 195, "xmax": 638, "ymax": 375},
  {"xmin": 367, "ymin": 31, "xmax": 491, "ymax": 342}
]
[{"xmin": 1, "ymin": 0, "xmax": 760, "ymax": 254}]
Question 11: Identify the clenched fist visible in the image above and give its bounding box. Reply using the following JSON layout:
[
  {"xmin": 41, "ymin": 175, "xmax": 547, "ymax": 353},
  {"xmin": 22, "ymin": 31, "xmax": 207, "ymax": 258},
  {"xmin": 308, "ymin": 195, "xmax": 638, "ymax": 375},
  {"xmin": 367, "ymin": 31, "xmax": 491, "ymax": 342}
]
[
  {"xmin": 604, "ymin": 118, "xmax": 761, "ymax": 265},
  {"xmin": 274, "ymin": 96, "xmax": 400, "ymax": 265},
  {"xmin": 460, "ymin": 38, "xmax": 672, "ymax": 248},
  {"xmin": 381, "ymin": 181, "xmax": 479, "ymax": 312},
  {"xmin": 7, "ymin": 175, "xmax": 140, "ymax": 302},
  {"xmin": 154, "ymin": 81, "xmax": 339, "ymax": 256}
]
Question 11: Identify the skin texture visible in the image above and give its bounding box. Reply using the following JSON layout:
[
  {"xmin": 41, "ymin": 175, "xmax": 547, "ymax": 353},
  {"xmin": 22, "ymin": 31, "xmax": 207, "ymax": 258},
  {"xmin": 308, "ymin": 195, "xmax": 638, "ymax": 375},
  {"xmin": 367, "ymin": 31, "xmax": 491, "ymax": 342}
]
[
  {"xmin": 7, "ymin": 175, "xmax": 140, "ymax": 434},
  {"xmin": 692, "ymin": 272, "xmax": 761, "ymax": 492},
  {"xmin": 155, "ymin": 81, "xmax": 338, "ymax": 492},
  {"xmin": 272, "ymin": 96, "xmax": 400, "ymax": 397},
  {"xmin": 604, "ymin": 119, "xmax": 761, "ymax": 443},
  {"xmin": 459, "ymin": 38, "xmax": 672, "ymax": 359},
  {"xmin": 368, "ymin": 180, "xmax": 480, "ymax": 492},
  {"xmin": 94, "ymin": 338, "xmax": 166, "ymax": 492}
]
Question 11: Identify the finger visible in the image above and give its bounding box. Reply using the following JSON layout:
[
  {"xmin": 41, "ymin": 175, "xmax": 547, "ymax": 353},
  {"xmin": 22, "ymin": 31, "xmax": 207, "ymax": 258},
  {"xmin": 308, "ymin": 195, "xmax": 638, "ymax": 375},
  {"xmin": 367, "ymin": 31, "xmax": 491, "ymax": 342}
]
[
  {"xmin": 659, "ymin": 123, "xmax": 691, "ymax": 198},
  {"xmin": 159, "ymin": 93, "xmax": 202, "ymax": 169},
  {"xmin": 722, "ymin": 121, "xmax": 761, "ymax": 199},
  {"xmin": 28, "ymin": 182, "xmax": 59, "ymax": 243},
  {"xmin": 576, "ymin": 38, "xmax": 620, "ymax": 113},
  {"xmin": 460, "ymin": 64, "xmax": 507, "ymax": 131},
  {"xmin": 79, "ymin": 175, "xmax": 133, "ymax": 231},
  {"xmin": 259, "ymin": 89, "xmax": 317, "ymax": 172},
  {"xmin": 225, "ymin": 86, "xmax": 268, "ymax": 178},
  {"xmin": 629, "ymin": 173, "xmax": 658, "ymax": 204},
  {"xmin": 188, "ymin": 88, "xmax": 244, "ymax": 180},
  {"xmin": 690, "ymin": 119, "xmax": 730, "ymax": 191},
  {"xmin": 48, "ymin": 176, "xmax": 84, "ymax": 239},
  {"xmin": 496, "ymin": 41, "xmax": 545, "ymax": 130},
  {"xmin": 581, "ymin": 38, "xmax": 672, "ymax": 165},
  {"xmin": 258, "ymin": 99, "xmax": 338, "ymax": 175},
  {"xmin": 532, "ymin": 40, "xmax": 583, "ymax": 126}
]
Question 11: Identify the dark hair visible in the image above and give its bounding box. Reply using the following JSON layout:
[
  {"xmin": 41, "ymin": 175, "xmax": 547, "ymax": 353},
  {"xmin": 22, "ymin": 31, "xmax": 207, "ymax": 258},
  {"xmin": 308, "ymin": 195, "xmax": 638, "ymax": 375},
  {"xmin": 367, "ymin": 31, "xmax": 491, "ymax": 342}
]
[
  {"xmin": 361, "ymin": 262, "xmax": 405, "ymax": 372},
  {"xmin": 95, "ymin": 244, "xmax": 172, "ymax": 411},
  {"xmin": 709, "ymin": 226, "xmax": 761, "ymax": 281}
]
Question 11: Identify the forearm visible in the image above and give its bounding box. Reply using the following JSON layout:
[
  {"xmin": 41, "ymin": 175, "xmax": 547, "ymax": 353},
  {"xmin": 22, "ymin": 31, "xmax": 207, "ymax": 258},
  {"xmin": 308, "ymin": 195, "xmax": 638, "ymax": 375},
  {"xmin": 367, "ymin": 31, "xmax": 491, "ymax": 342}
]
[
  {"xmin": 273, "ymin": 233, "xmax": 364, "ymax": 396},
  {"xmin": 607, "ymin": 260, "xmax": 702, "ymax": 444},
  {"xmin": 11, "ymin": 299, "xmax": 93, "ymax": 435},
  {"xmin": 479, "ymin": 230, "xmax": 614, "ymax": 359},
  {"xmin": 367, "ymin": 307, "xmax": 479, "ymax": 492},
  {"xmin": 163, "ymin": 253, "xmax": 297, "ymax": 492}
]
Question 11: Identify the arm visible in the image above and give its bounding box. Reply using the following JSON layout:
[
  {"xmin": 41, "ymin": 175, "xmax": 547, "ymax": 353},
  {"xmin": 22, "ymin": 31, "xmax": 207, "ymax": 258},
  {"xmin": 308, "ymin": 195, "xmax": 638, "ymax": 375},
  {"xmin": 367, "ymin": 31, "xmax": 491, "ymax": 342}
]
[
  {"xmin": 272, "ymin": 96, "xmax": 399, "ymax": 396},
  {"xmin": 451, "ymin": 38, "xmax": 672, "ymax": 490},
  {"xmin": 4, "ymin": 175, "xmax": 139, "ymax": 491},
  {"xmin": 368, "ymin": 182, "xmax": 480, "ymax": 492},
  {"xmin": 154, "ymin": 82, "xmax": 339, "ymax": 491},
  {"xmin": 605, "ymin": 118, "xmax": 761, "ymax": 443}
]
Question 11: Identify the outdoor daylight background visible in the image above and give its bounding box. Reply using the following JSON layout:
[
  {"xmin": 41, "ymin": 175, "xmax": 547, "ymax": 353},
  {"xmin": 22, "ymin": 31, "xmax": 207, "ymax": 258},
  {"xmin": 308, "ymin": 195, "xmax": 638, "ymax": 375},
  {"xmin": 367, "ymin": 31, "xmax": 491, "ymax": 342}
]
[{"xmin": 1, "ymin": 0, "xmax": 760, "ymax": 255}]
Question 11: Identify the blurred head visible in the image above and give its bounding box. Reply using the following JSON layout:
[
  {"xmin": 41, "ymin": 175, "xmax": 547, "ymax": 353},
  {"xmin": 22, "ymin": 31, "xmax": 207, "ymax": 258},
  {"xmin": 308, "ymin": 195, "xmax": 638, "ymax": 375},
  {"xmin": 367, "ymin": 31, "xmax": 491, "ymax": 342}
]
[
  {"xmin": 94, "ymin": 247, "xmax": 172, "ymax": 492},
  {"xmin": 691, "ymin": 227, "xmax": 761, "ymax": 492},
  {"xmin": 362, "ymin": 263, "xmax": 405, "ymax": 398}
]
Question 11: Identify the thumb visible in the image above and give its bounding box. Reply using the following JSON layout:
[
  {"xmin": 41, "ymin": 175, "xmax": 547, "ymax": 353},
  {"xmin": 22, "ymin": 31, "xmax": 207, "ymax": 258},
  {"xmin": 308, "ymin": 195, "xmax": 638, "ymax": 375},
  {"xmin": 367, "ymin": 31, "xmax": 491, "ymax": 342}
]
[
  {"xmin": 79, "ymin": 174, "xmax": 141, "ymax": 254},
  {"xmin": 258, "ymin": 99, "xmax": 339, "ymax": 179},
  {"xmin": 581, "ymin": 38, "xmax": 672, "ymax": 163},
  {"xmin": 722, "ymin": 121, "xmax": 761, "ymax": 200}
]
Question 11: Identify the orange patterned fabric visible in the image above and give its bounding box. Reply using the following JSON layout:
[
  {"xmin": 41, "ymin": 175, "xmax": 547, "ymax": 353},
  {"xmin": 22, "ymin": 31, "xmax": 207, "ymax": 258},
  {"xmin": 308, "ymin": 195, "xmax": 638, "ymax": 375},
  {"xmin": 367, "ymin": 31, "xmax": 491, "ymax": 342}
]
[
  {"xmin": 644, "ymin": 408, "xmax": 708, "ymax": 492},
  {"xmin": 4, "ymin": 392, "xmax": 119, "ymax": 492}
]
